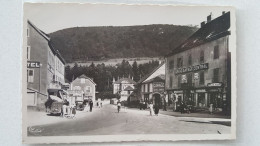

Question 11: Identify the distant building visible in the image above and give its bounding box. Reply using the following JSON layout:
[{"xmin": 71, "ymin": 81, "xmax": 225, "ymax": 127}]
[
  {"xmin": 136, "ymin": 63, "xmax": 165, "ymax": 106},
  {"xmin": 26, "ymin": 20, "xmax": 66, "ymax": 110},
  {"xmin": 112, "ymin": 78, "xmax": 136, "ymax": 101},
  {"xmin": 165, "ymin": 12, "xmax": 231, "ymax": 113},
  {"xmin": 69, "ymin": 74, "xmax": 96, "ymax": 104}
]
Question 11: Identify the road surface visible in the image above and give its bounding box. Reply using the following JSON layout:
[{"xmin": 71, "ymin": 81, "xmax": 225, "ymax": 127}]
[{"xmin": 27, "ymin": 104, "xmax": 230, "ymax": 136}]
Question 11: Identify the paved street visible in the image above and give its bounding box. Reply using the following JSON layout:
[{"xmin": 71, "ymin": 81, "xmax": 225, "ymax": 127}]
[{"xmin": 27, "ymin": 104, "xmax": 231, "ymax": 136}]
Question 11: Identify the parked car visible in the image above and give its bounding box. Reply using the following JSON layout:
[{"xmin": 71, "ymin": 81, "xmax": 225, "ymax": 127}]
[{"xmin": 45, "ymin": 89, "xmax": 67, "ymax": 115}]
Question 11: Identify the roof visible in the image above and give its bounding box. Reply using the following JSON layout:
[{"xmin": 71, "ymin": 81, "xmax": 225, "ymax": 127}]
[
  {"xmin": 143, "ymin": 74, "xmax": 165, "ymax": 83},
  {"xmin": 28, "ymin": 20, "xmax": 66, "ymax": 64},
  {"xmin": 136, "ymin": 62, "xmax": 165, "ymax": 85},
  {"xmin": 113, "ymin": 78, "xmax": 136, "ymax": 84},
  {"xmin": 76, "ymin": 74, "xmax": 97, "ymax": 85},
  {"xmin": 124, "ymin": 86, "xmax": 134, "ymax": 91},
  {"xmin": 27, "ymin": 20, "xmax": 50, "ymax": 41},
  {"xmin": 166, "ymin": 12, "xmax": 231, "ymax": 57}
]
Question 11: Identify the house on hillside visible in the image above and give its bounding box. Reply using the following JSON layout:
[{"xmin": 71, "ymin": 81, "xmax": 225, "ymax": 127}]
[
  {"xmin": 112, "ymin": 78, "xmax": 136, "ymax": 101},
  {"xmin": 135, "ymin": 63, "xmax": 166, "ymax": 106},
  {"xmin": 165, "ymin": 12, "xmax": 231, "ymax": 114},
  {"xmin": 69, "ymin": 74, "xmax": 96, "ymax": 105},
  {"xmin": 26, "ymin": 20, "xmax": 66, "ymax": 110}
]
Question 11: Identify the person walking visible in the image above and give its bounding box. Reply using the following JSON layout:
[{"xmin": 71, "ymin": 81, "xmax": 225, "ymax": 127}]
[
  {"xmin": 72, "ymin": 105, "xmax": 76, "ymax": 118},
  {"xmin": 154, "ymin": 104, "xmax": 160, "ymax": 116},
  {"xmin": 149, "ymin": 102, "xmax": 154, "ymax": 116},
  {"xmin": 89, "ymin": 99, "xmax": 93, "ymax": 112},
  {"xmin": 117, "ymin": 100, "xmax": 121, "ymax": 113}
]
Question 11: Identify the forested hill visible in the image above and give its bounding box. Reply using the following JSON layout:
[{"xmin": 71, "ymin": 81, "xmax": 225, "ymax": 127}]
[{"xmin": 49, "ymin": 24, "xmax": 198, "ymax": 63}]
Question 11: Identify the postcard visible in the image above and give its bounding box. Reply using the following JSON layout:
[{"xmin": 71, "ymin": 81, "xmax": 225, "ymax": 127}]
[{"xmin": 22, "ymin": 3, "xmax": 236, "ymax": 143}]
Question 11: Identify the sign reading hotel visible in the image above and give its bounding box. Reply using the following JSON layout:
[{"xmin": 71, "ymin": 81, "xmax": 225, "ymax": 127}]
[
  {"xmin": 153, "ymin": 82, "xmax": 165, "ymax": 92},
  {"xmin": 176, "ymin": 63, "xmax": 209, "ymax": 74},
  {"xmin": 27, "ymin": 61, "xmax": 41, "ymax": 68}
]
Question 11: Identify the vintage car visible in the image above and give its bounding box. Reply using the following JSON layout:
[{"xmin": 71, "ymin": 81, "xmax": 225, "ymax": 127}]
[{"xmin": 45, "ymin": 89, "xmax": 68, "ymax": 115}]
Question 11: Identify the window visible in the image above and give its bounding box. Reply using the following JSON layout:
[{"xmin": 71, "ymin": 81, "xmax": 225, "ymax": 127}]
[
  {"xmin": 187, "ymin": 73, "xmax": 192, "ymax": 85},
  {"xmin": 81, "ymin": 78, "xmax": 85, "ymax": 83},
  {"xmin": 213, "ymin": 68, "xmax": 220, "ymax": 82},
  {"xmin": 169, "ymin": 60, "xmax": 174, "ymax": 70},
  {"xmin": 148, "ymin": 84, "xmax": 150, "ymax": 92},
  {"xmin": 178, "ymin": 75, "xmax": 181, "ymax": 88},
  {"xmin": 170, "ymin": 76, "xmax": 173, "ymax": 88},
  {"xmin": 27, "ymin": 28, "xmax": 29, "ymax": 37},
  {"xmin": 177, "ymin": 57, "xmax": 183, "ymax": 68},
  {"xmin": 85, "ymin": 86, "xmax": 91, "ymax": 93},
  {"xmin": 188, "ymin": 54, "xmax": 192, "ymax": 66},
  {"xmin": 199, "ymin": 71, "xmax": 205, "ymax": 85},
  {"xmin": 200, "ymin": 50, "xmax": 204, "ymax": 63},
  {"xmin": 27, "ymin": 69, "xmax": 34, "ymax": 83},
  {"xmin": 214, "ymin": 45, "xmax": 219, "ymax": 59},
  {"xmin": 27, "ymin": 46, "xmax": 31, "ymax": 60}
]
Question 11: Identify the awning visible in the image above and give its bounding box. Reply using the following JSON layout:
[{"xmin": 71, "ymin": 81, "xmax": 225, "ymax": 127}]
[{"xmin": 50, "ymin": 95, "xmax": 63, "ymax": 102}]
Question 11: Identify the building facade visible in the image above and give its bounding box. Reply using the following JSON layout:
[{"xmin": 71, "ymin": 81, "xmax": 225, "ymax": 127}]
[
  {"xmin": 137, "ymin": 63, "xmax": 165, "ymax": 106},
  {"xmin": 165, "ymin": 12, "xmax": 231, "ymax": 113},
  {"xmin": 112, "ymin": 78, "xmax": 136, "ymax": 101},
  {"xmin": 69, "ymin": 74, "xmax": 96, "ymax": 104},
  {"xmin": 26, "ymin": 20, "xmax": 66, "ymax": 110}
]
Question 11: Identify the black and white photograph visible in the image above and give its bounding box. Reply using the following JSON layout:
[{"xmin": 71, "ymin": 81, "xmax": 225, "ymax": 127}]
[{"xmin": 22, "ymin": 3, "xmax": 236, "ymax": 143}]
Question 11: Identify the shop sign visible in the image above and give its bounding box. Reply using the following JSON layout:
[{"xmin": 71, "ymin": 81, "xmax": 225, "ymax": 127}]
[
  {"xmin": 153, "ymin": 82, "xmax": 165, "ymax": 92},
  {"xmin": 174, "ymin": 90, "xmax": 183, "ymax": 94},
  {"xmin": 27, "ymin": 61, "xmax": 41, "ymax": 68},
  {"xmin": 176, "ymin": 63, "xmax": 208, "ymax": 74},
  {"xmin": 208, "ymin": 83, "xmax": 223, "ymax": 87},
  {"xmin": 196, "ymin": 89, "xmax": 206, "ymax": 93}
]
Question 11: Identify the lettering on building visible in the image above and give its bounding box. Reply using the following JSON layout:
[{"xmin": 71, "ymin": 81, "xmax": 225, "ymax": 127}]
[{"xmin": 176, "ymin": 63, "xmax": 209, "ymax": 74}]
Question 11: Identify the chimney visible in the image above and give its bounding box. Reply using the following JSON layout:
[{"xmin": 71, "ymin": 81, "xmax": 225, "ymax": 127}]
[
  {"xmin": 201, "ymin": 21, "xmax": 206, "ymax": 27},
  {"xmin": 222, "ymin": 11, "xmax": 226, "ymax": 15},
  {"xmin": 207, "ymin": 14, "xmax": 211, "ymax": 23}
]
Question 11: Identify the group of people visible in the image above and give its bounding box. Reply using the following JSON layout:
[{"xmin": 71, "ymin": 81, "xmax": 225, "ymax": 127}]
[{"xmin": 61, "ymin": 99, "xmax": 77, "ymax": 118}]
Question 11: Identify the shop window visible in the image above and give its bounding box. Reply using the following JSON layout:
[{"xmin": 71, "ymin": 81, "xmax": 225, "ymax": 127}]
[
  {"xmin": 27, "ymin": 69, "xmax": 34, "ymax": 83},
  {"xmin": 169, "ymin": 60, "xmax": 174, "ymax": 70},
  {"xmin": 213, "ymin": 68, "xmax": 220, "ymax": 82},
  {"xmin": 214, "ymin": 45, "xmax": 219, "ymax": 59},
  {"xmin": 199, "ymin": 72, "xmax": 205, "ymax": 85},
  {"xmin": 188, "ymin": 54, "xmax": 192, "ymax": 66},
  {"xmin": 177, "ymin": 57, "xmax": 183, "ymax": 68},
  {"xmin": 200, "ymin": 50, "xmax": 204, "ymax": 63}
]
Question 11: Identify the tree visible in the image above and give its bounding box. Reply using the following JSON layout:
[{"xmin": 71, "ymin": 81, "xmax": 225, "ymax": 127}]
[{"xmin": 132, "ymin": 61, "xmax": 139, "ymax": 81}]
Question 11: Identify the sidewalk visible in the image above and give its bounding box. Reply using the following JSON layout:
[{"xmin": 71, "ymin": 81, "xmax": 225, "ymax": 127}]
[{"xmin": 125, "ymin": 106, "xmax": 231, "ymax": 119}]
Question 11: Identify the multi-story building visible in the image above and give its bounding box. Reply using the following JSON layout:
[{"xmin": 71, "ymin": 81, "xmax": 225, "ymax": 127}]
[
  {"xmin": 165, "ymin": 12, "xmax": 231, "ymax": 113},
  {"xmin": 136, "ymin": 63, "xmax": 165, "ymax": 106},
  {"xmin": 69, "ymin": 74, "xmax": 96, "ymax": 104},
  {"xmin": 112, "ymin": 78, "xmax": 136, "ymax": 101},
  {"xmin": 26, "ymin": 20, "xmax": 66, "ymax": 110}
]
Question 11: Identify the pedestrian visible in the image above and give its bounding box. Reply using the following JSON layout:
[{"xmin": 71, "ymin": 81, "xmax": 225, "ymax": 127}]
[
  {"xmin": 117, "ymin": 100, "xmax": 121, "ymax": 113},
  {"xmin": 89, "ymin": 99, "xmax": 93, "ymax": 112},
  {"xmin": 154, "ymin": 104, "xmax": 160, "ymax": 116},
  {"xmin": 180, "ymin": 101, "xmax": 184, "ymax": 114},
  {"xmin": 100, "ymin": 100, "xmax": 103, "ymax": 108},
  {"xmin": 149, "ymin": 102, "xmax": 154, "ymax": 116},
  {"xmin": 72, "ymin": 105, "xmax": 76, "ymax": 118}
]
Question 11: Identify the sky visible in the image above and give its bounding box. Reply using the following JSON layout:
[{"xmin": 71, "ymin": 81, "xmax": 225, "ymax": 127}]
[{"xmin": 24, "ymin": 3, "xmax": 232, "ymax": 33}]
